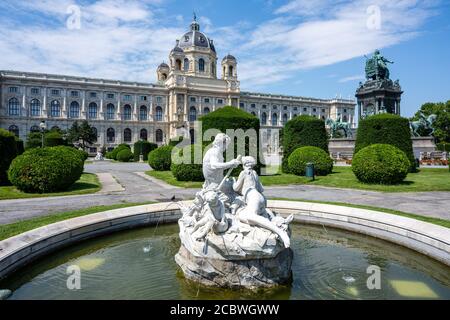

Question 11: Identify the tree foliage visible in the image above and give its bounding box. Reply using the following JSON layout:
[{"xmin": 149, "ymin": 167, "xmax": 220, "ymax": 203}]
[
  {"xmin": 411, "ymin": 100, "xmax": 450, "ymax": 143},
  {"xmin": 67, "ymin": 121, "xmax": 97, "ymax": 150}
]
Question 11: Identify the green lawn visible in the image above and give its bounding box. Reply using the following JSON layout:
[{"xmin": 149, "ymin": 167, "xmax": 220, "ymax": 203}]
[
  {"xmin": 147, "ymin": 167, "xmax": 450, "ymax": 192},
  {"xmin": 270, "ymin": 198, "xmax": 450, "ymax": 229},
  {"xmin": 0, "ymin": 201, "xmax": 156, "ymax": 241},
  {"xmin": 0, "ymin": 173, "xmax": 101, "ymax": 200}
]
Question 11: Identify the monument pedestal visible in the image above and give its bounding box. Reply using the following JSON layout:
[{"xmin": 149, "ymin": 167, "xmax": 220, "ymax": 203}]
[{"xmin": 411, "ymin": 137, "xmax": 437, "ymax": 159}]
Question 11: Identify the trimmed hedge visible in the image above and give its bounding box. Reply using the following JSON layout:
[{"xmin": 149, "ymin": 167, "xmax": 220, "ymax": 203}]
[
  {"xmin": 44, "ymin": 131, "xmax": 65, "ymax": 147},
  {"xmin": 110, "ymin": 144, "xmax": 131, "ymax": 160},
  {"xmin": 355, "ymin": 114, "xmax": 415, "ymax": 172},
  {"xmin": 134, "ymin": 141, "xmax": 158, "ymax": 161},
  {"xmin": 15, "ymin": 137, "xmax": 25, "ymax": 156},
  {"xmin": 148, "ymin": 146, "xmax": 173, "ymax": 171},
  {"xmin": 288, "ymin": 146, "xmax": 333, "ymax": 176},
  {"xmin": 0, "ymin": 129, "xmax": 18, "ymax": 185},
  {"xmin": 8, "ymin": 146, "xmax": 84, "ymax": 193},
  {"xmin": 117, "ymin": 148, "xmax": 134, "ymax": 162},
  {"xmin": 171, "ymin": 145, "xmax": 204, "ymax": 181},
  {"xmin": 352, "ymin": 144, "xmax": 410, "ymax": 184},
  {"xmin": 26, "ymin": 132, "xmax": 43, "ymax": 149},
  {"xmin": 282, "ymin": 115, "xmax": 329, "ymax": 173}
]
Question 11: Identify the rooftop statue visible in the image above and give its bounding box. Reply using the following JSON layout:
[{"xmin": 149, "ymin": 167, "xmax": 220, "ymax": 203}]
[
  {"xmin": 365, "ymin": 49, "xmax": 393, "ymax": 81},
  {"xmin": 326, "ymin": 115, "xmax": 353, "ymax": 138},
  {"xmin": 175, "ymin": 133, "xmax": 293, "ymax": 289}
]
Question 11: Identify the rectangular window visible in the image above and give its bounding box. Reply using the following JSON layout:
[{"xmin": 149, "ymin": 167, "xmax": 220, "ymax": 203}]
[
  {"xmin": 71, "ymin": 91, "xmax": 79, "ymax": 97},
  {"xmin": 204, "ymin": 98, "xmax": 210, "ymax": 103},
  {"xmin": 31, "ymin": 88, "xmax": 40, "ymax": 95},
  {"xmin": 190, "ymin": 97, "xmax": 196, "ymax": 103},
  {"xmin": 51, "ymin": 89, "xmax": 60, "ymax": 96},
  {"xmin": 107, "ymin": 93, "xmax": 115, "ymax": 99},
  {"xmin": 90, "ymin": 92, "xmax": 97, "ymax": 98},
  {"xmin": 9, "ymin": 87, "xmax": 19, "ymax": 93},
  {"xmin": 262, "ymin": 105, "xmax": 267, "ymax": 109},
  {"xmin": 313, "ymin": 108, "xmax": 317, "ymax": 112},
  {"xmin": 239, "ymin": 102, "xmax": 244, "ymax": 108},
  {"xmin": 123, "ymin": 95, "xmax": 132, "ymax": 101},
  {"xmin": 217, "ymin": 99, "xmax": 223, "ymax": 104},
  {"xmin": 156, "ymin": 97, "xmax": 163, "ymax": 103},
  {"xmin": 140, "ymin": 96, "xmax": 147, "ymax": 101},
  {"xmin": 251, "ymin": 104, "xmax": 256, "ymax": 108},
  {"xmin": 303, "ymin": 107, "xmax": 307, "ymax": 112},
  {"xmin": 89, "ymin": 147, "xmax": 97, "ymax": 153}
]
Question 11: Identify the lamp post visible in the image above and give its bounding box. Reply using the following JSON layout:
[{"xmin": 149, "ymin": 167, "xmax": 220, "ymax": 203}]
[
  {"xmin": 39, "ymin": 121, "xmax": 47, "ymax": 148},
  {"xmin": 139, "ymin": 139, "xmax": 144, "ymax": 163}
]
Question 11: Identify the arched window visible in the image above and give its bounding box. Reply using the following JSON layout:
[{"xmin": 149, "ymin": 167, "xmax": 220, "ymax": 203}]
[
  {"xmin": 184, "ymin": 58, "xmax": 190, "ymax": 71},
  {"xmin": 343, "ymin": 115, "xmax": 348, "ymax": 122},
  {"xmin": 106, "ymin": 104, "xmax": 115, "ymax": 120},
  {"xmin": 30, "ymin": 125, "xmax": 40, "ymax": 133},
  {"xmin": 199, "ymin": 58, "xmax": 205, "ymax": 72},
  {"xmin": 155, "ymin": 129, "xmax": 163, "ymax": 143},
  {"xmin": 30, "ymin": 99, "xmax": 41, "ymax": 116},
  {"xmin": 189, "ymin": 106, "xmax": 197, "ymax": 122},
  {"xmin": 282, "ymin": 113, "xmax": 288, "ymax": 125},
  {"xmin": 139, "ymin": 106, "xmax": 148, "ymax": 121},
  {"xmin": 261, "ymin": 112, "xmax": 267, "ymax": 125},
  {"xmin": 69, "ymin": 101, "xmax": 80, "ymax": 118},
  {"xmin": 8, "ymin": 98, "xmax": 20, "ymax": 116},
  {"xmin": 203, "ymin": 107, "xmax": 210, "ymax": 115},
  {"xmin": 92, "ymin": 127, "xmax": 98, "ymax": 142},
  {"xmin": 272, "ymin": 113, "xmax": 278, "ymax": 126},
  {"xmin": 140, "ymin": 129, "xmax": 148, "ymax": 141},
  {"xmin": 88, "ymin": 102, "xmax": 98, "ymax": 119},
  {"xmin": 9, "ymin": 125, "xmax": 19, "ymax": 137},
  {"xmin": 155, "ymin": 106, "xmax": 163, "ymax": 121},
  {"xmin": 211, "ymin": 62, "xmax": 215, "ymax": 75},
  {"xmin": 175, "ymin": 59, "xmax": 182, "ymax": 70},
  {"xmin": 123, "ymin": 105, "xmax": 132, "ymax": 120},
  {"xmin": 124, "ymin": 128, "xmax": 132, "ymax": 142},
  {"xmin": 107, "ymin": 128, "xmax": 115, "ymax": 143},
  {"xmin": 228, "ymin": 65, "xmax": 233, "ymax": 77},
  {"xmin": 50, "ymin": 100, "xmax": 61, "ymax": 117}
]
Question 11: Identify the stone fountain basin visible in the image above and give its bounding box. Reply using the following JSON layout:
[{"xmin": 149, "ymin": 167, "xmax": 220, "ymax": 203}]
[{"xmin": 0, "ymin": 200, "xmax": 449, "ymax": 281}]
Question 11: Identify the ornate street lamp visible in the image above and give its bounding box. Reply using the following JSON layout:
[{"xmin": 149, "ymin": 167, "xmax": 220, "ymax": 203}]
[{"xmin": 39, "ymin": 121, "xmax": 47, "ymax": 148}]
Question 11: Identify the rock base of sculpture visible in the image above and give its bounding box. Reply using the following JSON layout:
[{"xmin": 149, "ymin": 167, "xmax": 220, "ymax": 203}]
[{"xmin": 175, "ymin": 244, "xmax": 293, "ymax": 289}]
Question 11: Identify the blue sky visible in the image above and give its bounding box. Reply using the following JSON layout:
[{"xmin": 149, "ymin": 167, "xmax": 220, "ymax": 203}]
[{"xmin": 0, "ymin": 0, "xmax": 449, "ymax": 117}]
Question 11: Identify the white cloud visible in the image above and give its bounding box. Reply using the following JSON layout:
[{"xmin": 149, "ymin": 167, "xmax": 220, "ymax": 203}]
[{"xmin": 338, "ymin": 75, "xmax": 365, "ymax": 83}]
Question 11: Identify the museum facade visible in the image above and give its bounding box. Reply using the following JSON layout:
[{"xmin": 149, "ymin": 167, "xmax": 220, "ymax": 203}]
[{"xmin": 0, "ymin": 17, "xmax": 355, "ymax": 152}]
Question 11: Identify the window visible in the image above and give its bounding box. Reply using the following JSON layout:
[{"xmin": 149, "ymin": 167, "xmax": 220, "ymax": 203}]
[
  {"xmin": 107, "ymin": 93, "xmax": 115, "ymax": 99},
  {"xmin": 189, "ymin": 107, "xmax": 197, "ymax": 122},
  {"xmin": 8, "ymin": 98, "xmax": 20, "ymax": 116},
  {"xmin": 89, "ymin": 147, "xmax": 97, "ymax": 153},
  {"xmin": 140, "ymin": 96, "xmax": 147, "ymax": 101},
  {"xmin": 184, "ymin": 58, "xmax": 190, "ymax": 71},
  {"xmin": 343, "ymin": 115, "xmax": 348, "ymax": 122},
  {"xmin": 50, "ymin": 100, "xmax": 61, "ymax": 118},
  {"xmin": 156, "ymin": 97, "xmax": 162, "ymax": 103},
  {"xmin": 322, "ymin": 108, "xmax": 326, "ymax": 113},
  {"xmin": 139, "ymin": 106, "xmax": 148, "ymax": 121},
  {"xmin": 228, "ymin": 66, "xmax": 233, "ymax": 77},
  {"xmin": 273, "ymin": 105, "xmax": 278, "ymax": 110},
  {"xmin": 272, "ymin": 113, "xmax": 278, "ymax": 126},
  {"xmin": 90, "ymin": 92, "xmax": 97, "ymax": 98},
  {"xmin": 239, "ymin": 102, "xmax": 244, "ymax": 108},
  {"xmin": 175, "ymin": 59, "xmax": 182, "ymax": 70},
  {"xmin": 344, "ymin": 108, "xmax": 347, "ymax": 113},
  {"xmin": 303, "ymin": 107, "xmax": 307, "ymax": 112},
  {"xmin": 155, "ymin": 106, "xmax": 163, "ymax": 121},
  {"xmin": 30, "ymin": 125, "xmax": 40, "ymax": 133},
  {"xmin": 203, "ymin": 107, "xmax": 210, "ymax": 115},
  {"xmin": 262, "ymin": 105, "xmax": 267, "ymax": 109},
  {"xmin": 124, "ymin": 128, "xmax": 132, "ymax": 142},
  {"xmin": 190, "ymin": 97, "xmax": 196, "ymax": 103},
  {"xmin": 313, "ymin": 108, "xmax": 317, "ymax": 112},
  {"xmin": 69, "ymin": 101, "xmax": 80, "ymax": 118},
  {"xmin": 284, "ymin": 106, "xmax": 288, "ymax": 111},
  {"xmin": 204, "ymin": 98, "xmax": 210, "ymax": 103},
  {"xmin": 282, "ymin": 113, "xmax": 288, "ymax": 125},
  {"xmin": 156, "ymin": 129, "xmax": 163, "ymax": 143},
  {"xmin": 9, "ymin": 87, "xmax": 19, "ymax": 93},
  {"xmin": 31, "ymin": 88, "xmax": 40, "ymax": 95},
  {"xmin": 9, "ymin": 125, "xmax": 19, "ymax": 137},
  {"xmin": 123, "ymin": 95, "xmax": 132, "ymax": 101},
  {"xmin": 251, "ymin": 104, "xmax": 256, "ymax": 108},
  {"xmin": 217, "ymin": 99, "xmax": 223, "ymax": 104},
  {"xmin": 140, "ymin": 129, "xmax": 148, "ymax": 141},
  {"xmin": 261, "ymin": 112, "xmax": 267, "ymax": 125},
  {"xmin": 199, "ymin": 58, "xmax": 205, "ymax": 72},
  {"xmin": 92, "ymin": 127, "xmax": 98, "ymax": 142},
  {"xmin": 51, "ymin": 89, "xmax": 60, "ymax": 96},
  {"xmin": 107, "ymin": 128, "xmax": 115, "ymax": 143},
  {"xmin": 71, "ymin": 91, "xmax": 79, "ymax": 97},
  {"xmin": 88, "ymin": 102, "xmax": 98, "ymax": 119},
  {"xmin": 30, "ymin": 99, "xmax": 41, "ymax": 116},
  {"xmin": 123, "ymin": 105, "xmax": 132, "ymax": 120},
  {"xmin": 106, "ymin": 104, "xmax": 115, "ymax": 120},
  {"xmin": 293, "ymin": 107, "xmax": 298, "ymax": 111}
]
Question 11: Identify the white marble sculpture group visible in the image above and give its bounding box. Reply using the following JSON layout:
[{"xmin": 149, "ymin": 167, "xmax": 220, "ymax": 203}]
[{"xmin": 175, "ymin": 133, "xmax": 294, "ymax": 288}]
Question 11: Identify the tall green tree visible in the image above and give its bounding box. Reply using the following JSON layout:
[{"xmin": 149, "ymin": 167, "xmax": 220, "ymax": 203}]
[
  {"xmin": 412, "ymin": 100, "xmax": 450, "ymax": 143},
  {"xmin": 67, "ymin": 120, "xmax": 97, "ymax": 150}
]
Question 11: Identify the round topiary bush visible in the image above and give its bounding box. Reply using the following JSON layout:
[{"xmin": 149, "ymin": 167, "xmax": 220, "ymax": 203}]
[
  {"xmin": 282, "ymin": 115, "xmax": 329, "ymax": 173},
  {"xmin": 117, "ymin": 148, "xmax": 134, "ymax": 162},
  {"xmin": 148, "ymin": 146, "xmax": 173, "ymax": 171},
  {"xmin": 8, "ymin": 146, "xmax": 84, "ymax": 193},
  {"xmin": 134, "ymin": 141, "xmax": 158, "ymax": 161},
  {"xmin": 111, "ymin": 144, "xmax": 130, "ymax": 160},
  {"xmin": 25, "ymin": 132, "xmax": 43, "ymax": 149},
  {"xmin": 0, "ymin": 129, "xmax": 18, "ymax": 185},
  {"xmin": 171, "ymin": 145, "xmax": 204, "ymax": 182},
  {"xmin": 352, "ymin": 144, "xmax": 410, "ymax": 184},
  {"xmin": 355, "ymin": 114, "xmax": 415, "ymax": 172},
  {"xmin": 288, "ymin": 146, "xmax": 333, "ymax": 176}
]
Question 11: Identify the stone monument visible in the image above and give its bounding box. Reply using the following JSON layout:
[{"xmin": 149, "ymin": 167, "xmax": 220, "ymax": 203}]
[
  {"xmin": 175, "ymin": 133, "xmax": 293, "ymax": 289},
  {"xmin": 356, "ymin": 50, "xmax": 403, "ymax": 119}
]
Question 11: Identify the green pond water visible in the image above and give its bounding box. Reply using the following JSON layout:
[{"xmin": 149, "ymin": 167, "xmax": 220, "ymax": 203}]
[{"xmin": 1, "ymin": 223, "xmax": 450, "ymax": 300}]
